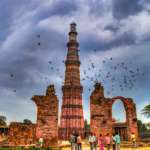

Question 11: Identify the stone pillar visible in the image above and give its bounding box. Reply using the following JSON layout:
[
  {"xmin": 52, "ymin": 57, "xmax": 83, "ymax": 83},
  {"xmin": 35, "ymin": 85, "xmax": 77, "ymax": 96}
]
[
  {"xmin": 90, "ymin": 83, "xmax": 112, "ymax": 137},
  {"xmin": 32, "ymin": 85, "xmax": 58, "ymax": 147},
  {"xmin": 125, "ymin": 98, "xmax": 138, "ymax": 141}
]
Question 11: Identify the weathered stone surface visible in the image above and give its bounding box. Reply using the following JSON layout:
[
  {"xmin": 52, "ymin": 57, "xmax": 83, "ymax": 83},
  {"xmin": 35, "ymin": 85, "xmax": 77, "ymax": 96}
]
[
  {"xmin": 32, "ymin": 85, "xmax": 58, "ymax": 147},
  {"xmin": 90, "ymin": 82, "xmax": 138, "ymax": 141},
  {"xmin": 8, "ymin": 122, "xmax": 36, "ymax": 146}
]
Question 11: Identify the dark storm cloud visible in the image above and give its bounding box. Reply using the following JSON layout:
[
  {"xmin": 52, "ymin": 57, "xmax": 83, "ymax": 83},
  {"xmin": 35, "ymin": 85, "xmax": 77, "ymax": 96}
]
[
  {"xmin": 0, "ymin": 0, "xmax": 68, "ymax": 98},
  {"xmin": 0, "ymin": 0, "xmax": 78, "ymax": 42},
  {"xmin": 80, "ymin": 31, "xmax": 135, "ymax": 51},
  {"xmin": 112, "ymin": 0, "xmax": 143, "ymax": 19},
  {"xmin": 0, "ymin": 26, "xmax": 65, "ymax": 97},
  {"xmin": 0, "ymin": 0, "xmax": 39, "ymax": 41},
  {"xmin": 87, "ymin": 0, "xmax": 110, "ymax": 16},
  {"xmin": 35, "ymin": 0, "xmax": 78, "ymax": 21}
]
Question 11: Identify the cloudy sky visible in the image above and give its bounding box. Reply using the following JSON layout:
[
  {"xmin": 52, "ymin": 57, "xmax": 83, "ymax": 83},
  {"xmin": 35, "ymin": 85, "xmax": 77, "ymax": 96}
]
[{"xmin": 0, "ymin": 0, "xmax": 150, "ymax": 124}]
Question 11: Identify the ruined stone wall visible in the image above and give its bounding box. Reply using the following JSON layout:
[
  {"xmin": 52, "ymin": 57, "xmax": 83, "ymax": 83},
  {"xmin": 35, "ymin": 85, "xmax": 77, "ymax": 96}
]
[
  {"xmin": 90, "ymin": 83, "xmax": 138, "ymax": 141},
  {"xmin": 32, "ymin": 85, "xmax": 58, "ymax": 147},
  {"xmin": 123, "ymin": 98, "xmax": 138, "ymax": 140},
  {"xmin": 90, "ymin": 83, "xmax": 113, "ymax": 136},
  {"xmin": 111, "ymin": 97, "xmax": 138, "ymax": 140},
  {"xmin": 8, "ymin": 122, "xmax": 36, "ymax": 146}
]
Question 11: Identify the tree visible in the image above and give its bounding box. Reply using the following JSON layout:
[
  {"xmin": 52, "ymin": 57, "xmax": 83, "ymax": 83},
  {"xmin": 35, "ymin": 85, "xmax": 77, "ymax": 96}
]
[
  {"xmin": 84, "ymin": 119, "xmax": 90, "ymax": 130},
  {"xmin": 142, "ymin": 104, "xmax": 150, "ymax": 118},
  {"xmin": 23, "ymin": 119, "xmax": 32, "ymax": 124},
  {"xmin": 146, "ymin": 123, "xmax": 150, "ymax": 129},
  {"xmin": 137, "ymin": 120, "xmax": 150, "ymax": 138},
  {"xmin": 137, "ymin": 120, "xmax": 147, "ymax": 133},
  {"xmin": 0, "ymin": 116, "xmax": 7, "ymax": 126}
]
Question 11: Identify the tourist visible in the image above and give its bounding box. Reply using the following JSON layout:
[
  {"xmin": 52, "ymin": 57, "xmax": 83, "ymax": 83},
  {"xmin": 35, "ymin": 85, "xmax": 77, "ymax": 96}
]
[
  {"xmin": 131, "ymin": 132, "xmax": 137, "ymax": 148},
  {"xmin": 93, "ymin": 133, "xmax": 97, "ymax": 150},
  {"xmin": 89, "ymin": 132, "xmax": 97, "ymax": 150},
  {"xmin": 38, "ymin": 137, "xmax": 44, "ymax": 147},
  {"xmin": 112, "ymin": 133, "xmax": 116, "ymax": 150},
  {"xmin": 114, "ymin": 132, "xmax": 121, "ymax": 150},
  {"xmin": 70, "ymin": 132, "xmax": 77, "ymax": 150},
  {"xmin": 105, "ymin": 133, "xmax": 111, "ymax": 150},
  {"xmin": 98, "ymin": 134, "xmax": 104, "ymax": 150},
  {"xmin": 0, "ymin": 132, "xmax": 2, "ymax": 142},
  {"xmin": 77, "ymin": 134, "xmax": 82, "ymax": 150}
]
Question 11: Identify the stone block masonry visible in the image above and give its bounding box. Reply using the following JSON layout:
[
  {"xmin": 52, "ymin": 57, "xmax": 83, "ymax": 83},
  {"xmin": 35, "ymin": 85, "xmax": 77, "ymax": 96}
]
[
  {"xmin": 8, "ymin": 122, "xmax": 36, "ymax": 146},
  {"xmin": 90, "ymin": 83, "xmax": 138, "ymax": 141},
  {"xmin": 32, "ymin": 85, "xmax": 58, "ymax": 147},
  {"xmin": 59, "ymin": 23, "xmax": 84, "ymax": 140}
]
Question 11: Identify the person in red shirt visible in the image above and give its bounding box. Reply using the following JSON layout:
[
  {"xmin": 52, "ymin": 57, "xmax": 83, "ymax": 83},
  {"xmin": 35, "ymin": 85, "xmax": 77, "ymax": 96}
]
[
  {"xmin": 105, "ymin": 133, "xmax": 111, "ymax": 150},
  {"xmin": 98, "ymin": 134, "xmax": 104, "ymax": 150}
]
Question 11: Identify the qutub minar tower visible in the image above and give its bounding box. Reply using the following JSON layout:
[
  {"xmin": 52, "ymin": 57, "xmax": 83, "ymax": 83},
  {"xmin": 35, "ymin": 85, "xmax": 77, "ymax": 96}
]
[{"xmin": 59, "ymin": 23, "xmax": 84, "ymax": 139}]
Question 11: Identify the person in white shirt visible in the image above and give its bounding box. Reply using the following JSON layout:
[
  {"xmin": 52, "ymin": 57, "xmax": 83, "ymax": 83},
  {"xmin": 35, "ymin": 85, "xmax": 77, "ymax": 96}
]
[
  {"xmin": 89, "ymin": 132, "xmax": 97, "ymax": 150},
  {"xmin": 39, "ymin": 137, "xmax": 44, "ymax": 147}
]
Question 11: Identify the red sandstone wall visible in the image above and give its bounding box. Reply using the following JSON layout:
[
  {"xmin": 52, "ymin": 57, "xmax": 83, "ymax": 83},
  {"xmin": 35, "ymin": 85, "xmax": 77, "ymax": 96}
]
[
  {"xmin": 8, "ymin": 122, "xmax": 36, "ymax": 146},
  {"xmin": 90, "ymin": 83, "xmax": 138, "ymax": 141},
  {"xmin": 32, "ymin": 85, "xmax": 58, "ymax": 147}
]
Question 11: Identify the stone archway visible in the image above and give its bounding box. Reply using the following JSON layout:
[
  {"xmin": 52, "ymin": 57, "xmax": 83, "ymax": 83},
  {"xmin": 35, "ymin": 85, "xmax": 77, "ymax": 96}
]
[
  {"xmin": 111, "ymin": 97, "xmax": 128, "ymax": 141},
  {"xmin": 111, "ymin": 96, "xmax": 138, "ymax": 141},
  {"xmin": 112, "ymin": 98, "xmax": 127, "ymax": 140},
  {"xmin": 112, "ymin": 98, "xmax": 126, "ymax": 123},
  {"xmin": 90, "ymin": 83, "xmax": 138, "ymax": 141}
]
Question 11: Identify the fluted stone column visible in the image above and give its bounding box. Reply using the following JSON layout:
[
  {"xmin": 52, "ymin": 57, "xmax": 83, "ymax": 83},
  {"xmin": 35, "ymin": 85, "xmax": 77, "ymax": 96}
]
[{"xmin": 59, "ymin": 23, "xmax": 84, "ymax": 140}]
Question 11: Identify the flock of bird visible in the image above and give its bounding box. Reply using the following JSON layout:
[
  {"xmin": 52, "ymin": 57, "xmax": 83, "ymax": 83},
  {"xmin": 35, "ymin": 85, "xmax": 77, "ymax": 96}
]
[
  {"xmin": 81, "ymin": 54, "xmax": 144, "ymax": 95},
  {"xmin": 9, "ymin": 35, "xmax": 145, "ymax": 95}
]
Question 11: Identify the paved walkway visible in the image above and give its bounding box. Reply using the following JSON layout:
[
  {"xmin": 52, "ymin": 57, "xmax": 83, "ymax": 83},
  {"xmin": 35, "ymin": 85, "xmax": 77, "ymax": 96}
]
[{"xmin": 61, "ymin": 146, "xmax": 150, "ymax": 150}]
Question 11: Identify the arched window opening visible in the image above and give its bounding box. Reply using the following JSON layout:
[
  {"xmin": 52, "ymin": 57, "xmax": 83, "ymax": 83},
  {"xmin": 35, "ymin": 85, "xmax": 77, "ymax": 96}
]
[{"xmin": 112, "ymin": 99, "xmax": 126, "ymax": 123}]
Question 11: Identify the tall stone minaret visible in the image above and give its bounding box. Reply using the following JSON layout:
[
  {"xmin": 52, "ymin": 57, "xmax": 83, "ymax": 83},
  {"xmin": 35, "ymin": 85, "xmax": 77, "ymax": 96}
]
[{"xmin": 59, "ymin": 23, "xmax": 84, "ymax": 140}]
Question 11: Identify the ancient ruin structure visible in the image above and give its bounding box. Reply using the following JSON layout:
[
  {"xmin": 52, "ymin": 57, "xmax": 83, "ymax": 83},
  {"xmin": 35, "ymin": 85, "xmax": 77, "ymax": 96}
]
[
  {"xmin": 8, "ymin": 122, "xmax": 36, "ymax": 146},
  {"xmin": 59, "ymin": 23, "xmax": 84, "ymax": 140},
  {"xmin": 32, "ymin": 85, "xmax": 58, "ymax": 147},
  {"xmin": 90, "ymin": 83, "xmax": 138, "ymax": 141},
  {"xmin": 0, "ymin": 23, "xmax": 139, "ymax": 148}
]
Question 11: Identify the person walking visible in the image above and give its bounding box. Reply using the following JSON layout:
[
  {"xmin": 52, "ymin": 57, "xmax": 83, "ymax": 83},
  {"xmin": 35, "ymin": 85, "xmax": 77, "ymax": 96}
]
[
  {"xmin": 93, "ymin": 133, "xmax": 97, "ymax": 150},
  {"xmin": 89, "ymin": 132, "xmax": 97, "ymax": 150},
  {"xmin": 70, "ymin": 132, "xmax": 77, "ymax": 150},
  {"xmin": 115, "ymin": 132, "xmax": 121, "ymax": 150},
  {"xmin": 38, "ymin": 137, "xmax": 44, "ymax": 148},
  {"xmin": 77, "ymin": 134, "xmax": 82, "ymax": 150},
  {"xmin": 131, "ymin": 132, "xmax": 137, "ymax": 148},
  {"xmin": 105, "ymin": 133, "xmax": 111, "ymax": 150},
  {"xmin": 112, "ymin": 133, "xmax": 116, "ymax": 150},
  {"xmin": 98, "ymin": 134, "xmax": 104, "ymax": 150}
]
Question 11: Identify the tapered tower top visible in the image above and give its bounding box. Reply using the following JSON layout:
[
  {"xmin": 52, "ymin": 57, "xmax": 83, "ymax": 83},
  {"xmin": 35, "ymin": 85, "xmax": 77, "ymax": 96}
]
[
  {"xmin": 70, "ymin": 22, "xmax": 76, "ymax": 32},
  {"xmin": 68, "ymin": 22, "xmax": 78, "ymax": 43}
]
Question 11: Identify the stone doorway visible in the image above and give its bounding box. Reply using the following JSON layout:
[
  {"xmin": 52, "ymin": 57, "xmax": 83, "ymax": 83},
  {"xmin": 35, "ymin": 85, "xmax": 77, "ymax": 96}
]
[{"xmin": 113, "ymin": 123, "xmax": 128, "ymax": 141}]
